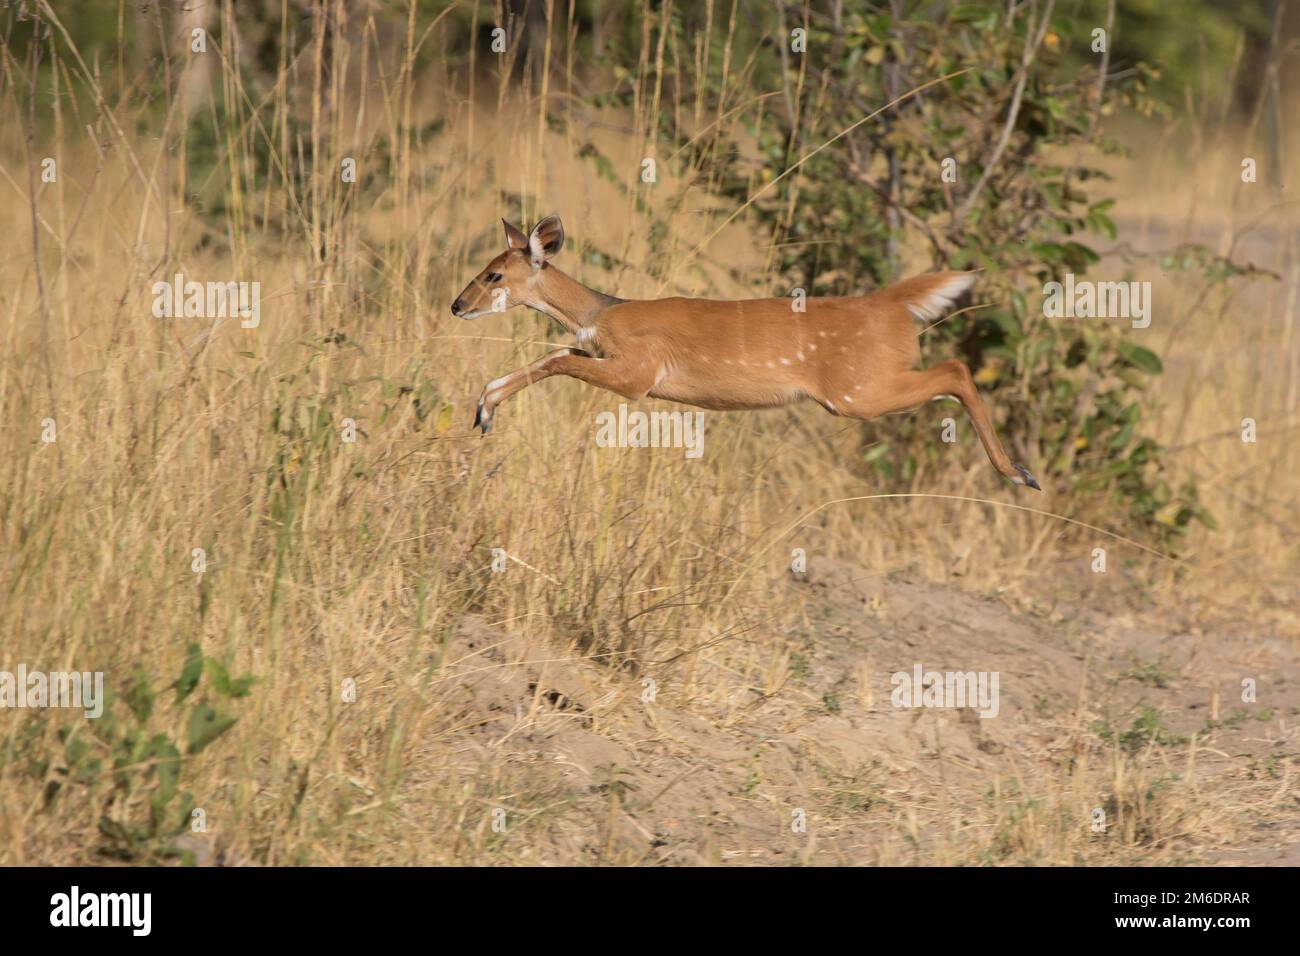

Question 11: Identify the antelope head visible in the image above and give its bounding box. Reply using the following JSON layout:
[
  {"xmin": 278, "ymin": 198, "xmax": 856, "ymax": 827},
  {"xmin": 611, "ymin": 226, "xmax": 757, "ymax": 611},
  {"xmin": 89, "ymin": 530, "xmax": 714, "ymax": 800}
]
[{"xmin": 450, "ymin": 215, "xmax": 565, "ymax": 320}]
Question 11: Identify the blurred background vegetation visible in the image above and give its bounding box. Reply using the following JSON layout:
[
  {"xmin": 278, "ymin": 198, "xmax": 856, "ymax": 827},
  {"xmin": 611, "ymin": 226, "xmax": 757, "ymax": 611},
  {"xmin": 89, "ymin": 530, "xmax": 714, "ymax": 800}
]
[{"xmin": 9, "ymin": 0, "xmax": 1290, "ymax": 543}]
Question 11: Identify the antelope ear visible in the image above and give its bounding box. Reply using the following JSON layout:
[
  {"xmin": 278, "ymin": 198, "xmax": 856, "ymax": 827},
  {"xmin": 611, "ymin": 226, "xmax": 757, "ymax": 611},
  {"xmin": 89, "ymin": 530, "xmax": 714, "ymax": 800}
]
[
  {"xmin": 503, "ymin": 219, "xmax": 529, "ymax": 250},
  {"xmin": 528, "ymin": 215, "xmax": 565, "ymax": 269}
]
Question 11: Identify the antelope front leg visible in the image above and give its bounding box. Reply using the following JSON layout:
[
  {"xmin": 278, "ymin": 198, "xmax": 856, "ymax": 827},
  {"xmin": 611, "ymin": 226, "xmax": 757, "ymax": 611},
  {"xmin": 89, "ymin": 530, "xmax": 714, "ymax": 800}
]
[
  {"xmin": 473, "ymin": 350, "xmax": 661, "ymax": 435},
  {"xmin": 474, "ymin": 348, "xmax": 587, "ymax": 434}
]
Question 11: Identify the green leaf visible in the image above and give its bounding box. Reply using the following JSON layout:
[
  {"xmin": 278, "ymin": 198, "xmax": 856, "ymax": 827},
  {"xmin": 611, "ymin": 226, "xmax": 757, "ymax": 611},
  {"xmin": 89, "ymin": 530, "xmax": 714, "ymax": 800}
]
[
  {"xmin": 125, "ymin": 669, "xmax": 154, "ymax": 724},
  {"xmin": 204, "ymin": 658, "xmax": 258, "ymax": 699},
  {"xmin": 150, "ymin": 735, "xmax": 181, "ymax": 804},
  {"xmin": 1109, "ymin": 421, "xmax": 1135, "ymax": 451},
  {"xmin": 1117, "ymin": 342, "xmax": 1163, "ymax": 374},
  {"xmin": 149, "ymin": 740, "xmax": 183, "ymax": 835},
  {"xmin": 1063, "ymin": 241, "xmax": 1101, "ymax": 266},
  {"xmin": 174, "ymin": 644, "xmax": 203, "ymax": 702},
  {"xmin": 1196, "ymin": 507, "xmax": 1220, "ymax": 531},
  {"xmin": 1089, "ymin": 211, "xmax": 1117, "ymax": 240},
  {"xmin": 187, "ymin": 703, "xmax": 237, "ymax": 755}
]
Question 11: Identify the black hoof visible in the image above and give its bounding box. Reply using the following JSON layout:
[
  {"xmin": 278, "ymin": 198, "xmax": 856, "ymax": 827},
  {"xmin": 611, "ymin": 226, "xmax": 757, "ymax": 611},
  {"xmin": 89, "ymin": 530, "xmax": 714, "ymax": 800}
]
[
  {"xmin": 473, "ymin": 401, "xmax": 492, "ymax": 435},
  {"xmin": 1013, "ymin": 464, "xmax": 1041, "ymax": 491}
]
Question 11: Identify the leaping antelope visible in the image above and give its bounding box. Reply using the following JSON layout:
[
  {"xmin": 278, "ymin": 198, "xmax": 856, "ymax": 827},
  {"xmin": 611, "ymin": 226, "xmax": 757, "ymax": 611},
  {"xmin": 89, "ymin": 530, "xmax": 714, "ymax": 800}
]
[{"xmin": 452, "ymin": 215, "xmax": 1040, "ymax": 490}]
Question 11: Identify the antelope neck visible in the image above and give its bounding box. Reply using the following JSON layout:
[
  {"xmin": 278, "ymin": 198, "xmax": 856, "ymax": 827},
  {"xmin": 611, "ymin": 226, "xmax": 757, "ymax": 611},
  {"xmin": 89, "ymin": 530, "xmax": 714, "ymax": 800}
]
[{"xmin": 525, "ymin": 266, "xmax": 623, "ymax": 336}]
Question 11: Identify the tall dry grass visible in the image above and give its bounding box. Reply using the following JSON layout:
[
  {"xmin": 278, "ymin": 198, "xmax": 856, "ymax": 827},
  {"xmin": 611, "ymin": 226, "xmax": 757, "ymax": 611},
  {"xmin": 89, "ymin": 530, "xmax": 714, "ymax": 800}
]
[{"xmin": 0, "ymin": 1, "xmax": 1295, "ymax": 864}]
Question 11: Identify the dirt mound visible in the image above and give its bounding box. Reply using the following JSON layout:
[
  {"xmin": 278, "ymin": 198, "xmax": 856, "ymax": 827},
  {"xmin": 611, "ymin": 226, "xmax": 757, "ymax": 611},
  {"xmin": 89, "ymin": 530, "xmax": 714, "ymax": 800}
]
[{"xmin": 413, "ymin": 559, "xmax": 1298, "ymax": 865}]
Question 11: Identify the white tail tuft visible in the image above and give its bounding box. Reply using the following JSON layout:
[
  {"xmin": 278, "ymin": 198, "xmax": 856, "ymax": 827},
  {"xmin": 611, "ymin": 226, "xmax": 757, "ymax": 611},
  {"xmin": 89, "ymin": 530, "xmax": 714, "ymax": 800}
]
[{"xmin": 903, "ymin": 272, "xmax": 978, "ymax": 322}]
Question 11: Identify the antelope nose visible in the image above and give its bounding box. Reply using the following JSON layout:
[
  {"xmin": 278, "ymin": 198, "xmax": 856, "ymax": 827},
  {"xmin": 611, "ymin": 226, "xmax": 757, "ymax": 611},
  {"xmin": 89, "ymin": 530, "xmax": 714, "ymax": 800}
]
[{"xmin": 451, "ymin": 298, "xmax": 464, "ymax": 316}]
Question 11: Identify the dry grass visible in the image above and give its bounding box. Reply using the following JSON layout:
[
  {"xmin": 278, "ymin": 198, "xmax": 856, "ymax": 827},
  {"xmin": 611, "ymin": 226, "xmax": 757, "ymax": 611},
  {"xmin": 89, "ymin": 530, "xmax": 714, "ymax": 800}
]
[{"xmin": 0, "ymin": 1, "xmax": 1295, "ymax": 866}]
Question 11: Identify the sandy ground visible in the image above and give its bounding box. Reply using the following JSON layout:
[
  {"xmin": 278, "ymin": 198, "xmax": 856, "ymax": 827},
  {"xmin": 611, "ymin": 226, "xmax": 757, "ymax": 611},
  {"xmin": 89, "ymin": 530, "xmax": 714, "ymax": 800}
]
[{"xmin": 275, "ymin": 556, "xmax": 1296, "ymax": 866}]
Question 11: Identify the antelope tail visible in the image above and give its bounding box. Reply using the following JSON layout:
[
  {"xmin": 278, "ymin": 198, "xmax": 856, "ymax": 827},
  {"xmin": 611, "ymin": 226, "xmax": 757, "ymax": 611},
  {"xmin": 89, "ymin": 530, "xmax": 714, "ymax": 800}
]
[{"xmin": 882, "ymin": 271, "xmax": 978, "ymax": 323}]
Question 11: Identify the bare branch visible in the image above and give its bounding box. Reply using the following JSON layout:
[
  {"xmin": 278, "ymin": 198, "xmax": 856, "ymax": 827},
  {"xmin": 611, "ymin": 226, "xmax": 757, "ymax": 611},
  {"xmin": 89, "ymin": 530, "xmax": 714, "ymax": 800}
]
[{"xmin": 951, "ymin": 0, "xmax": 1056, "ymax": 228}]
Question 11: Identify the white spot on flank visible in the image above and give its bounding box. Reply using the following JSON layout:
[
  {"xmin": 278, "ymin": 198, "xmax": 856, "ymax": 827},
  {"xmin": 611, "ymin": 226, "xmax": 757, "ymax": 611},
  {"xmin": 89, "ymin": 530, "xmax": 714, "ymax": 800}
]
[
  {"xmin": 809, "ymin": 344, "xmax": 817, "ymax": 351},
  {"xmin": 796, "ymin": 351, "xmax": 805, "ymax": 360},
  {"xmin": 765, "ymin": 361, "xmax": 775, "ymax": 368},
  {"xmin": 842, "ymin": 394, "xmax": 854, "ymax": 403},
  {"xmin": 780, "ymin": 357, "xmax": 791, "ymax": 365}
]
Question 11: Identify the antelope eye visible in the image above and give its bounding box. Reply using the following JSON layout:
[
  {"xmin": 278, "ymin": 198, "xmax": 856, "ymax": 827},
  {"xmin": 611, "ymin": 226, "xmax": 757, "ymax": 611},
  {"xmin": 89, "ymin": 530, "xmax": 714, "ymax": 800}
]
[{"xmin": 485, "ymin": 272, "xmax": 502, "ymax": 283}]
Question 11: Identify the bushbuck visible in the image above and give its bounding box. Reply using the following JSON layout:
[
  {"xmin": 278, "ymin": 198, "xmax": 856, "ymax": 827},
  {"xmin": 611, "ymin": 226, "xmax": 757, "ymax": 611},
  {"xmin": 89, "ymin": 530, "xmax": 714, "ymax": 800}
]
[{"xmin": 452, "ymin": 215, "xmax": 1039, "ymax": 489}]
